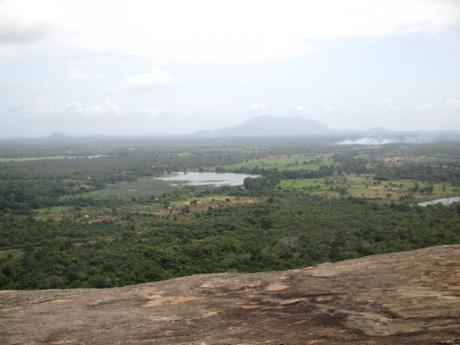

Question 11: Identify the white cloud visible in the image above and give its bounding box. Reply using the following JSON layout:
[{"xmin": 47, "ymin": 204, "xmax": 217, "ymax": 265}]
[
  {"xmin": 241, "ymin": 74, "xmax": 261, "ymax": 84},
  {"xmin": 249, "ymin": 104, "xmax": 269, "ymax": 111},
  {"xmin": 446, "ymin": 98, "xmax": 460, "ymax": 108},
  {"xmin": 64, "ymin": 99, "xmax": 123, "ymax": 116},
  {"xmin": 337, "ymin": 138, "xmax": 393, "ymax": 145},
  {"xmin": 32, "ymin": 95, "xmax": 57, "ymax": 115},
  {"xmin": 0, "ymin": 45, "xmax": 20, "ymax": 60},
  {"xmin": 1, "ymin": 0, "xmax": 459, "ymax": 62},
  {"xmin": 0, "ymin": 17, "xmax": 48, "ymax": 44},
  {"xmin": 140, "ymin": 107, "xmax": 191, "ymax": 116},
  {"xmin": 7, "ymin": 96, "xmax": 57, "ymax": 119},
  {"xmin": 11, "ymin": 98, "xmax": 123, "ymax": 119},
  {"xmin": 380, "ymin": 99, "xmax": 437, "ymax": 114},
  {"xmin": 66, "ymin": 60, "xmax": 104, "ymax": 81},
  {"xmin": 382, "ymin": 98, "xmax": 403, "ymax": 112},
  {"xmin": 413, "ymin": 104, "xmax": 434, "ymax": 112},
  {"xmin": 118, "ymin": 67, "xmax": 178, "ymax": 92},
  {"xmin": 324, "ymin": 105, "xmax": 352, "ymax": 112},
  {"xmin": 68, "ymin": 67, "xmax": 103, "ymax": 81}
]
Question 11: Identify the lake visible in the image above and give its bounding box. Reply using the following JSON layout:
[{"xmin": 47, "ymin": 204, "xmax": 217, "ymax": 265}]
[
  {"xmin": 418, "ymin": 196, "xmax": 460, "ymax": 207},
  {"xmin": 155, "ymin": 172, "xmax": 259, "ymax": 187}
]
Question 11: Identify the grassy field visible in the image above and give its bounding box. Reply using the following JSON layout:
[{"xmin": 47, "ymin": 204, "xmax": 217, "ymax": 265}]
[
  {"xmin": 36, "ymin": 195, "xmax": 260, "ymax": 224},
  {"xmin": 78, "ymin": 177, "xmax": 175, "ymax": 200},
  {"xmin": 279, "ymin": 177, "xmax": 330, "ymax": 192},
  {"xmin": 222, "ymin": 154, "xmax": 334, "ymax": 172},
  {"xmin": 279, "ymin": 174, "xmax": 460, "ymax": 201}
]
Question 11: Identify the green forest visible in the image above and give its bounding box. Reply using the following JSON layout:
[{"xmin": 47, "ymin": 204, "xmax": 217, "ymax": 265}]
[{"xmin": 1, "ymin": 137, "xmax": 460, "ymax": 289}]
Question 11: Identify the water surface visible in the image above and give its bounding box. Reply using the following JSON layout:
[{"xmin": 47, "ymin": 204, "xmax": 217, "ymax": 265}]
[
  {"xmin": 155, "ymin": 171, "xmax": 259, "ymax": 187},
  {"xmin": 418, "ymin": 196, "xmax": 460, "ymax": 207}
]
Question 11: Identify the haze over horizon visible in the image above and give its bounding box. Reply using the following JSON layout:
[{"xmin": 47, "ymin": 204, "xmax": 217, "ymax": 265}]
[{"xmin": 1, "ymin": 0, "xmax": 460, "ymax": 137}]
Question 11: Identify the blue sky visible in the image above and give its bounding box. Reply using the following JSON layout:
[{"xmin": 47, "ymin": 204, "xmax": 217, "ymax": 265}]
[{"xmin": 0, "ymin": 0, "xmax": 459, "ymax": 137}]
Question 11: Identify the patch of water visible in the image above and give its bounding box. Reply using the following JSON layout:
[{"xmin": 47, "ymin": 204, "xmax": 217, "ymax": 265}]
[
  {"xmin": 418, "ymin": 197, "xmax": 460, "ymax": 207},
  {"xmin": 155, "ymin": 172, "xmax": 259, "ymax": 187}
]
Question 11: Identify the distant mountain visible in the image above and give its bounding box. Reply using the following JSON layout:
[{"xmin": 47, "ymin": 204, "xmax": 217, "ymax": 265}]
[
  {"xmin": 194, "ymin": 115, "xmax": 332, "ymax": 137},
  {"xmin": 46, "ymin": 132, "xmax": 72, "ymax": 140}
]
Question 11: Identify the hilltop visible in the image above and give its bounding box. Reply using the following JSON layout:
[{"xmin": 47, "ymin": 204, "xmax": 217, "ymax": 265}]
[
  {"xmin": 193, "ymin": 115, "xmax": 333, "ymax": 137},
  {"xmin": 2, "ymin": 244, "xmax": 460, "ymax": 344}
]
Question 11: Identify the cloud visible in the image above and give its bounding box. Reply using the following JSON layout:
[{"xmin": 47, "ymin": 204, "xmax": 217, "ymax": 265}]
[
  {"xmin": 446, "ymin": 98, "xmax": 460, "ymax": 108},
  {"xmin": 7, "ymin": 96, "xmax": 57, "ymax": 119},
  {"xmin": 241, "ymin": 74, "xmax": 261, "ymax": 84},
  {"xmin": 0, "ymin": 20, "xmax": 48, "ymax": 44},
  {"xmin": 65, "ymin": 60, "xmax": 104, "ymax": 81},
  {"xmin": 118, "ymin": 67, "xmax": 178, "ymax": 92},
  {"xmin": 10, "ymin": 98, "xmax": 123, "ymax": 119},
  {"xmin": 249, "ymin": 104, "xmax": 269, "ymax": 111},
  {"xmin": 1, "ymin": 0, "xmax": 459, "ymax": 62},
  {"xmin": 382, "ymin": 98, "xmax": 403, "ymax": 113},
  {"xmin": 337, "ymin": 137, "xmax": 394, "ymax": 145},
  {"xmin": 0, "ymin": 2, "xmax": 49, "ymax": 59},
  {"xmin": 31, "ymin": 96, "xmax": 57, "ymax": 115},
  {"xmin": 378, "ymin": 99, "xmax": 438, "ymax": 115},
  {"xmin": 63, "ymin": 99, "xmax": 123, "ymax": 116}
]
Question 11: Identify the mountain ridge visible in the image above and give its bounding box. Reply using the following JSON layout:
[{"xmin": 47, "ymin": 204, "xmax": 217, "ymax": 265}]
[{"xmin": 193, "ymin": 115, "xmax": 333, "ymax": 137}]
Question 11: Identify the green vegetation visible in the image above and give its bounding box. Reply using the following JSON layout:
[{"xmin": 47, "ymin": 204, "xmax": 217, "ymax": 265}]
[
  {"xmin": 279, "ymin": 175, "xmax": 460, "ymax": 200},
  {"xmin": 221, "ymin": 154, "xmax": 334, "ymax": 173},
  {"xmin": 79, "ymin": 177, "xmax": 175, "ymax": 200},
  {"xmin": 1, "ymin": 138, "xmax": 460, "ymax": 289}
]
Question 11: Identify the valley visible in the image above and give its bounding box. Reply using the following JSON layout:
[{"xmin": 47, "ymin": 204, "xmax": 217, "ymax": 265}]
[{"xmin": 1, "ymin": 137, "xmax": 460, "ymax": 290}]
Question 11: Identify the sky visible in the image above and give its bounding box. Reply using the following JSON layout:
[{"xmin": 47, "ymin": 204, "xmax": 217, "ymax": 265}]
[{"xmin": 0, "ymin": 0, "xmax": 460, "ymax": 137}]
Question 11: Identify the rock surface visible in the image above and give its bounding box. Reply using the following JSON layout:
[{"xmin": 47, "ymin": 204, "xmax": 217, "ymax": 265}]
[{"xmin": 1, "ymin": 245, "xmax": 460, "ymax": 345}]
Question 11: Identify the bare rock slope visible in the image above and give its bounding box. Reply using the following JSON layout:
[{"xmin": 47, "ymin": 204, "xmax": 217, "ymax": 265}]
[{"xmin": 2, "ymin": 245, "xmax": 460, "ymax": 345}]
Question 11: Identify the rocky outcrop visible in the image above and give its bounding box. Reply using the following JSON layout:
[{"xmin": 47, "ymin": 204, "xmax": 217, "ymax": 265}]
[{"xmin": 2, "ymin": 245, "xmax": 460, "ymax": 344}]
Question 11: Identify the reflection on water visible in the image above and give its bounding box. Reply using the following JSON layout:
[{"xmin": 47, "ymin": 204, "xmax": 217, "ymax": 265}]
[
  {"xmin": 418, "ymin": 196, "xmax": 460, "ymax": 207},
  {"xmin": 155, "ymin": 171, "xmax": 259, "ymax": 187}
]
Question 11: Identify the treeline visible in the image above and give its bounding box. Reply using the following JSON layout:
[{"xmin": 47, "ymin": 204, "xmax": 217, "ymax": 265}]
[{"xmin": 375, "ymin": 163, "xmax": 460, "ymax": 185}]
